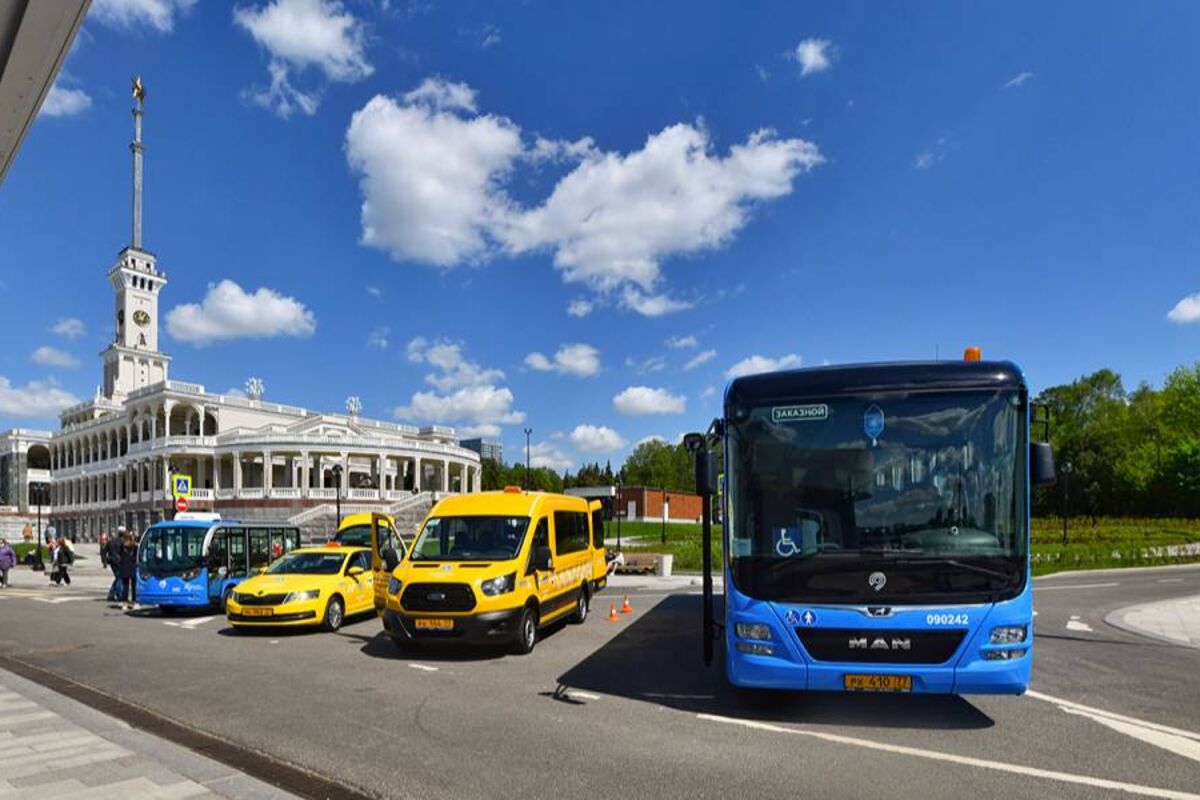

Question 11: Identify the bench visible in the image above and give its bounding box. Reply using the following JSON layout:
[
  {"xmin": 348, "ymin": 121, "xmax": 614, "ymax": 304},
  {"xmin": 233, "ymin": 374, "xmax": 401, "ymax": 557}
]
[{"xmin": 612, "ymin": 553, "xmax": 662, "ymax": 575}]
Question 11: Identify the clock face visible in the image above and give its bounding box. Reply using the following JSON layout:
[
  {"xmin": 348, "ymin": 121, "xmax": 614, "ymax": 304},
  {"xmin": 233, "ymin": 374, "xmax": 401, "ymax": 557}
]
[{"xmin": 132, "ymin": 310, "xmax": 151, "ymax": 327}]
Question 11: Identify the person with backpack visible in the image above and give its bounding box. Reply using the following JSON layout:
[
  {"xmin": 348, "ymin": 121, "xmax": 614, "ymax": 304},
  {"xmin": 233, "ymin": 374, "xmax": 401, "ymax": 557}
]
[
  {"xmin": 106, "ymin": 528, "xmax": 125, "ymax": 602},
  {"xmin": 118, "ymin": 532, "xmax": 139, "ymax": 609},
  {"xmin": 50, "ymin": 536, "xmax": 74, "ymax": 585}
]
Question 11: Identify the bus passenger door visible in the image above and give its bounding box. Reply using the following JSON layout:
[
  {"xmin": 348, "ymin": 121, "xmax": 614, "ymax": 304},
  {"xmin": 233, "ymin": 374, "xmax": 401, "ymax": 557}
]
[
  {"xmin": 248, "ymin": 527, "xmax": 271, "ymax": 574},
  {"xmin": 206, "ymin": 529, "xmax": 229, "ymax": 604}
]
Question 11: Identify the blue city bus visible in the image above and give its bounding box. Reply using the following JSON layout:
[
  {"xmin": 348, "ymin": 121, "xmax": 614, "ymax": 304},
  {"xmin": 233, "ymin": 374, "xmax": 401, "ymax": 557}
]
[
  {"xmin": 684, "ymin": 356, "xmax": 1056, "ymax": 694},
  {"xmin": 136, "ymin": 515, "xmax": 301, "ymax": 612}
]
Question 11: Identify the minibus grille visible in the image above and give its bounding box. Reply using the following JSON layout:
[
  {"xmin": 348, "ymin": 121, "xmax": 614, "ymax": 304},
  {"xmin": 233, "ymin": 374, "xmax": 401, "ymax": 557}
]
[
  {"xmin": 235, "ymin": 592, "xmax": 288, "ymax": 606},
  {"xmin": 401, "ymin": 583, "xmax": 476, "ymax": 612},
  {"xmin": 796, "ymin": 628, "xmax": 966, "ymax": 665}
]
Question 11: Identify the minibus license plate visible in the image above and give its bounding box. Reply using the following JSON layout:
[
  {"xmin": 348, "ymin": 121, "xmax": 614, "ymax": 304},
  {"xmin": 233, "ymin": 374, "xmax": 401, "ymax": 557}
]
[
  {"xmin": 242, "ymin": 608, "xmax": 274, "ymax": 618},
  {"xmin": 844, "ymin": 674, "xmax": 912, "ymax": 692},
  {"xmin": 415, "ymin": 618, "xmax": 453, "ymax": 631}
]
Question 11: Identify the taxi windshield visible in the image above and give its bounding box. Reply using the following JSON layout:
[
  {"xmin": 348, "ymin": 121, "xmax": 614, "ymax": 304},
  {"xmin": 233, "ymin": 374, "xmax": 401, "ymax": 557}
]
[
  {"xmin": 411, "ymin": 516, "xmax": 530, "ymax": 561},
  {"xmin": 266, "ymin": 552, "xmax": 347, "ymax": 575}
]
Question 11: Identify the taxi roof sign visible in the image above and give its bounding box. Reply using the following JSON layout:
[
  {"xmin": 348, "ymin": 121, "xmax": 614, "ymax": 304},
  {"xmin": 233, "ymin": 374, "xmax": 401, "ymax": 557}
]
[{"xmin": 172, "ymin": 474, "xmax": 192, "ymax": 499}]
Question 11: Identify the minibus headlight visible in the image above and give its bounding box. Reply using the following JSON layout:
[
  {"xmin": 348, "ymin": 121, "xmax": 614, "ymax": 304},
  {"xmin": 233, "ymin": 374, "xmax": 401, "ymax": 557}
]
[
  {"xmin": 481, "ymin": 572, "xmax": 515, "ymax": 596},
  {"xmin": 735, "ymin": 623, "xmax": 772, "ymax": 641},
  {"xmin": 989, "ymin": 625, "xmax": 1028, "ymax": 645},
  {"xmin": 283, "ymin": 590, "xmax": 320, "ymax": 604},
  {"xmin": 388, "ymin": 577, "xmax": 403, "ymax": 595}
]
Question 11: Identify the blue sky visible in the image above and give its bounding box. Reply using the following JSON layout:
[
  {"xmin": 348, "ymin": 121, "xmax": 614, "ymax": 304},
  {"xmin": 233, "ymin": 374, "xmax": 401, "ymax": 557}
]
[{"xmin": 1, "ymin": 0, "xmax": 1197, "ymax": 470}]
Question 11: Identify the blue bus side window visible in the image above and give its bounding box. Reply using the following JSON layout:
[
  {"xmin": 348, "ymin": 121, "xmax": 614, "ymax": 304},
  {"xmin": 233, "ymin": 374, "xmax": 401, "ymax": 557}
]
[
  {"xmin": 227, "ymin": 528, "xmax": 248, "ymax": 577},
  {"xmin": 248, "ymin": 528, "xmax": 271, "ymax": 570}
]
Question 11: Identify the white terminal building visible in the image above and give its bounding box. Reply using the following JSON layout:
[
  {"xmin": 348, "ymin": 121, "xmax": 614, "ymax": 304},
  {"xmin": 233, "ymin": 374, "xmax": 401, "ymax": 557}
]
[{"xmin": 0, "ymin": 87, "xmax": 481, "ymax": 541}]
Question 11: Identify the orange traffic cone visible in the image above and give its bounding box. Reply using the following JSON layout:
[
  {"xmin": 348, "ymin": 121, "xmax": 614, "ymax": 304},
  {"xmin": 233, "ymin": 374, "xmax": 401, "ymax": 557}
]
[
  {"xmin": 607, "ymin": 602, "xmax": 620, "ymax": 622},
  {"xmin": 621, "ymin": 595, "xmax": 633, "ymax": 614}
]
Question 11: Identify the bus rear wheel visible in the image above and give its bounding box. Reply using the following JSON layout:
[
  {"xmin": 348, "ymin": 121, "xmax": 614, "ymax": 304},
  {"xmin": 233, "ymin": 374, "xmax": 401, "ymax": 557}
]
[
  {"xmin": 510, "ymin": 606, "xmax": 537, "ymax": 655},
  {"xmin": 322, "ymin": 596, "xmax": 345, "ymax": 632}
]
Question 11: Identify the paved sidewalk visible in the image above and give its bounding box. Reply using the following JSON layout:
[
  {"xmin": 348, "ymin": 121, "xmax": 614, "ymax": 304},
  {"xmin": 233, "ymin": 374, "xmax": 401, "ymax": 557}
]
[
  {"xmin": 1107, "ymin": 593, "xmax": 1200, "ymax": 649},
  {"xmin": 0, "ymin": 667, "xmax": 297, "ymax": 799}
]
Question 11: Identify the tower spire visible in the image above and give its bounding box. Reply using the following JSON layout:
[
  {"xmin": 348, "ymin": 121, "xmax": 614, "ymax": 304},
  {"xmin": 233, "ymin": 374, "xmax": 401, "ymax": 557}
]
[{"xmin": 130, "ymin": 76, "xmax": 146, "ymax": 249}]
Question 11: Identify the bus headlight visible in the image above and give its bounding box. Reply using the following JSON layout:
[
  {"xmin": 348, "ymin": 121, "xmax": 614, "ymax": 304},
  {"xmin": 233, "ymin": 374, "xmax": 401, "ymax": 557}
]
[
  {"xmin": 283, "ymin": 590, "xmax": 320, "ymax": 604},
  {"xmin": 736, "ymin": 642, "xmax": 775, "ymax": 656},
  {"xmin": 989, "ymin": 625, "xmax": 1028, "ymax": 645},
  {"xmin": 481, "ymin": 573, "xmax": 515, "ymax": 596},
  {"xmin": 388, "ymin": 577, "xmax": 403, "ymax": 595},
  {"xmin": 984, "ymin": 649, "xmax": 1027, "ymax": 661},
  {"xmin": 735, "ymin": 623, "xmax": 772, "ymax": 641}
]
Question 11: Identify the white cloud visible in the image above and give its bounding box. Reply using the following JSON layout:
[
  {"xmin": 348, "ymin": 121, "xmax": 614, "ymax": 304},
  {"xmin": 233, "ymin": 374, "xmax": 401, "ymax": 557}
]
[
  {"xmin": 914, "ymin": 152, "xmax": 934, "ymax": 170},
  {"xmin": 347, "ymin": 80, "xmax": 822, "ymax": 315},
  {"xmin": 31, "ymin": 347, "xmax": 79, "ymax": 368},
  {"xmin": 528, "ymin": 441, "xmax": 574, "ymax": 471},
  {"xmin": 367, "ymin": 326, "xmax": 389, "ymax": 349},
  {"xmin": 566, "ymin": 299, "xmax": 594, "ymax": 318},
  {"xmin": 89, "ymin": 0, "xmax": 196, "ymax": 33},
  {"xmin": 366, "ymin": 286, "xmax": 382, "ymax": 297},
  {"xmin": 726, "ymin": 353, "xmax": 802, "ymax": 379},
  {"xmin": 398, "ymin": 340, "xmax": 524, "ymax": 434},
  {"xmin": 684, "ymin": 349, "xmax": 717, "ymax": 371},
  {"xmin": 635, "ymin": 434, "xmax": 667, "ymax": 448},
  {"xmin": 407, "ymin": 339, "xmax": 505, "ymax": 391},
  {"xmin": 625, "ymin": 355, "xmax": 666, "ymax": 375},
  {"xmin": 1002, "ymin": 71, "xmax": 1034, "ymax": 89},
  {"xmin": 569, "ymin": 424, "xmax": 626, "ymax": 453},
  {"xmin": 403, "ymin": 77, "xmax": 478, "ymax": 113},
  {"xmin": 234, "ymin": 0, "xmax": 372, "ymax": 117},
  {"xmin": 41, "ymin": 85, "xmax": 92, "ymax": 118},
  {"xmin": 700, "ymin": 385, "xmax": 718, "ymax": 399},
  {"xmin": 666, "ymin": 335, "xmax": 698, "ymax": 349},
  {"xmin": 345, "ymin": 88, "xmax": 523, "ymax": 266},
  {"xmin": 613, "ymin": 386, "xmax": 687, "ymax": 416},
  {"xmin": 457, "ymin": 423, "xmax": 502, "ymax": 439},
  {"xmin": 525, "ymin": 343, "xmax": 600, "ymax": 377},
  {"xmin": 527, "ymin": 135, "xmax": 597, "ymax": 165},
  {"xmin": 1167, "ymin": 292, "xmax": 1200, "ymax": 324},
  {"xmin": 793, "ymin": 38, "xmax": 833, "ymax": 76},
  {"xmin": 0, "ymin": 377, "xmax": 79, "ymax": 418},
  {"xmin": 49, "ymin": 318, "xmax": 86, "ymax": 339},
  {"xmin": 165, "ymin": 279, "xmax": 316, "ymax": 345}
]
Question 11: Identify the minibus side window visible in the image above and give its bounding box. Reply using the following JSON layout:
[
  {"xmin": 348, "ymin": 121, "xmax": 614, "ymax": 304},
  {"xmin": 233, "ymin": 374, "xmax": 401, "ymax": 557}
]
[
  {"xmin": 591, "ymin": 508, "xmax": 604, "ymax": 549},
  {"xmin": 526, "ymin": 517, "xmax": 549, "ymax": 575},
  {"xmin": 553, "ymin": 511, "xmax": 588, "ymax": 555}
]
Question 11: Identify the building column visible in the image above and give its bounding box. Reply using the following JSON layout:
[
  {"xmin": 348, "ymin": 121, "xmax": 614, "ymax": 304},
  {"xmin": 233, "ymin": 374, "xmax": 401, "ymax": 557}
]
[
  {"xmin": 300, "ymin": 452, "xmax": 311, "ymax": 492},
  {"xmin": 164, "ymin": 400, "xmax": 173, "ymax": 439},
  {"xmin": 263, "ymin": 451, "xmax": 273, "ymax": 493},
  {"xmin": 233, "ymin": 452, "xmax": 243, "ymax": 495}
]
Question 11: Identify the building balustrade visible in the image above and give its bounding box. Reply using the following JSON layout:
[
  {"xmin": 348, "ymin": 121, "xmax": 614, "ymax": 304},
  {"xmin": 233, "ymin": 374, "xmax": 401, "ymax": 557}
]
[
  {"xmin": 346, "ymin": 488, "xmax": 379, "ymax": 500},
  {"xmin": 239, "ymin": 488, "xmax": 264, "ymax": 500},
  {"xmin": 269, "ymin": 488, "xmax": 301, "ymax": 499}
]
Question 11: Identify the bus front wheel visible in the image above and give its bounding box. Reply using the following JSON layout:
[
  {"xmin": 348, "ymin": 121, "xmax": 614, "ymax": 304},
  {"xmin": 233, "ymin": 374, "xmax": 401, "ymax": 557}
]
[{"xmin": 322, "ymin": 596, "xmax": 345, "ymax": 632}]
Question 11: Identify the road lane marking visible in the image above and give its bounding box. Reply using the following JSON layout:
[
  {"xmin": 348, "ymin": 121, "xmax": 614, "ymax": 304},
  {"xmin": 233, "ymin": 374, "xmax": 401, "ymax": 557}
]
[
  {"xmin": 1158, "ymin": 579, "xmax": 1185, "ymax": 584},
  {"xmin": 1026, "ymin": 690, "xmax": 1200, "ymax": 743},
  {"xmin": 1058, "ymin": 707, "xmax": 1200, "ymax": 765},
  {"xmin": 1066, "ymin": 615, "xmax": 1094, "ymax": 633},
  {"xmin": 407, "ymin": 663, "xmax": 438, "ymax": 672},
  {"xmin": 1034, "ymin": 582, "xmax": 1121, "ymax": 591},
  {"xmin": 180, "ymin": 615, "xmax": 218, "ymax": 628},
  {"xmin": 697, "ymin": 713, "xmax": 1200, "ymax": 800}
]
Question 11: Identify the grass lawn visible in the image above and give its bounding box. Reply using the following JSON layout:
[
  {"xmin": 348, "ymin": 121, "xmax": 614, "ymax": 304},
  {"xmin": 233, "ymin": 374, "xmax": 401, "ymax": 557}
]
[
  {"xmin": 608, "ymin": 517, "xmax": 1200, "ymax": 576},
  {"xmin": 13, "ymin": 543, "xmax": 50, "ymax": 560}
]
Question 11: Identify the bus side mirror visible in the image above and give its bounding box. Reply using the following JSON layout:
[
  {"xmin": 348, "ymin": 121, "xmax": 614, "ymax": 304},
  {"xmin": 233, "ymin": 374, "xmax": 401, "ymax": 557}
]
[
  {"xmin": 684, "ymin": 432, "xmax": 718, "ymax": 496},
  {"xmin": 534, "ymin": 545, "xmax": 553, "ymax": 572},
  {"xmin": 1031, "ymin": 442, "xmax": 1056, "ymax": 486},
  {"xmin": 382, "ymin": 547, "xmax": 400, "ymax": 572}
]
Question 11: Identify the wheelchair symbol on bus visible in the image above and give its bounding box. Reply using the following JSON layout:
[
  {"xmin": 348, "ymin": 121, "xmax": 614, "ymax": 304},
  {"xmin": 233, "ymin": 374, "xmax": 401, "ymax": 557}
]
[{"xmin": 774, "ymin": 529, "xmax": 800, "ymax": 557}]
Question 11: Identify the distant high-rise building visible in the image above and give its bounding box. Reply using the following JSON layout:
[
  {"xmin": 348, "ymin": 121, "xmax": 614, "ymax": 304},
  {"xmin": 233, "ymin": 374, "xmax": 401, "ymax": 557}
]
[{"xmin": 459, "ymin": 438, "xmax": 502, "ymax": 464}]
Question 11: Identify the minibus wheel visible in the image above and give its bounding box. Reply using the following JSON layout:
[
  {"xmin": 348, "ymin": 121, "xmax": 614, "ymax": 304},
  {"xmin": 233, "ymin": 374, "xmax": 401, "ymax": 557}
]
[
  {"xmin": 322, "ymin": 596, "xmax": 345, "ymax": 632},
  {"xmin": 511, "ymin": 606, "xmax": 537, "ymax": 655},
  {"xmin": 569, "ymin": 584, "xmax": 589, "ymax": 624}
]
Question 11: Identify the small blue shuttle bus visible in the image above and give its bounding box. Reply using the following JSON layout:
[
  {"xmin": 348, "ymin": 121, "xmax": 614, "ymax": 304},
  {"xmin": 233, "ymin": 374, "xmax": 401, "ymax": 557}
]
[
  {"xmin": 684, "ymin": 355, "xmax": 1056, "ymax": 695},
  {"xmin": 136, "ymin": 515, "xmax": 302, "ymax": 611}
]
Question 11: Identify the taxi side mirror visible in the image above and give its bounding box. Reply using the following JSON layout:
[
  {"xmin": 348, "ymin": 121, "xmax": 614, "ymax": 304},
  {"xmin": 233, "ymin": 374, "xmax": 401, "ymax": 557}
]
[
  {"xmin": 534, "ymin": 545, "xmax": 553, "ymax": 572},
  {"xmin": 255, "ymin": 566, "xmax": 267, "ymax": 575},
  {"xmin": 348, "ymin": 566, "xmax": 365, "ymax": 577}
]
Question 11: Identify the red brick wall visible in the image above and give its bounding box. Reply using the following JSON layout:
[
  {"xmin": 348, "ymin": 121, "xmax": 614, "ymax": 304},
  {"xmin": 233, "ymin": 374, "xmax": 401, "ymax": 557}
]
[{"xmin": 618, "ymin": 487, "xmax": 702, "ymax": 523}]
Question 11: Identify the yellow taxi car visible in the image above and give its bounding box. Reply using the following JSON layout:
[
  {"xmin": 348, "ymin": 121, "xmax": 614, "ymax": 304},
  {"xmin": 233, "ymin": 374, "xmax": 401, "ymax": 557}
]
[
  {"xmin": 381, "ymin": 487, "xmax": 607, "ymax": 654},
  {"xmin": 226, "ymin": 545, "xmax": 379, "ymax": 632}
]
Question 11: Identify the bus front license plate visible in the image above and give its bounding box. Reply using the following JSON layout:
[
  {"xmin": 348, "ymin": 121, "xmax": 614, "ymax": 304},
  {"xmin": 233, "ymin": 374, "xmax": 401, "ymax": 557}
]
[
  {"xmin": 415, "ymin": 618, "xmax": 453, "ymax": 631},
  {"xmin": 242, "ymin": 608, "xmax": 274, "ymax": 618},
  {"xmin": 844, "ymin": 674, "xmax": 912, "ymax": 692}
]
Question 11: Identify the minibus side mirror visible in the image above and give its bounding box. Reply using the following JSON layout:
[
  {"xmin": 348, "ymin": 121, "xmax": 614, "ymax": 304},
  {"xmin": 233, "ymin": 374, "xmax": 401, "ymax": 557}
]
[
  {"xmin": 382, "ymin": 547, "xmax": 400, "ymax": 572},
  {"xmin": 534, "ymin": 545, "xmax": 553, "ymax": 572},
  {"xmin": 1031, "ymin": 442, "xmax": 1056, "ymax": 486}
]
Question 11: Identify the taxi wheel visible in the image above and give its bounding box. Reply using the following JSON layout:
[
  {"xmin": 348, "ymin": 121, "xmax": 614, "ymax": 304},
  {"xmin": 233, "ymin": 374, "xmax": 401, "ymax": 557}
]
[
  {"xmin": 568, "ymin": 585, "xmax": 589, "ymax": 624},
  {"xmin": 510, "ymin": 606, "xmax": 538, "ymax": 655},
  {"xmin": 322, "ymin": 596, "xmax": 345, "ymax": 632}
]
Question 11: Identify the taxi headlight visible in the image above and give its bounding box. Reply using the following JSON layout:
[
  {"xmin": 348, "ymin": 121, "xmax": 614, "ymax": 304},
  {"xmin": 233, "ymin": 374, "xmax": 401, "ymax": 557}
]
[
  {"xmin": 989, "ymin": 625, "xmax": 1028, "ymax": 645},
  {"xmin": 283, "ymin": 590, "xmax": 320, "ymax": 604},
  {"xmin": 388, "ymin": 577, "xmax": 403, "ymax": 595},
  {"xmin": 481, "ymin": 572, "xmax": 515, "ymax": 596}
]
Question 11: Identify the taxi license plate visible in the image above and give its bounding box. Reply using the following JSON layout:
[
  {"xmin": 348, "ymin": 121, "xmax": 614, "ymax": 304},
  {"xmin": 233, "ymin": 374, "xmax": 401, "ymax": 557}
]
[
  {"xmin": 414, "ymin": 618, "xmax": 454, "ymax": 631},
  {"xmin": 242, "ymin": 608, "xmax": 274, "ymax": 618},
  {"xmin": 844, "ymin": 674, "xmax": 912, "ymax": 692}
]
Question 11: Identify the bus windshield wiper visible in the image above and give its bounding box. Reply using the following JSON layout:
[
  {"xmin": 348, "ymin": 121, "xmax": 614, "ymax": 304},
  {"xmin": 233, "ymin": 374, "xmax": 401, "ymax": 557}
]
[{"xmin": 885, "ymin": 557, "xmax": 1013, "ymax": 581}]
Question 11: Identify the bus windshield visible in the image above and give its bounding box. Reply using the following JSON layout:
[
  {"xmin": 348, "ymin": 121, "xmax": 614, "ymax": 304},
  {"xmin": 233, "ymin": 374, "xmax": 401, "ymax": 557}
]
[
  {"xmin": 138, "ymin": 526, "xmax": 208, "ymax": 575},
  {"xmin": 727, "ymin": 389, "xmax": 1027, "ymax": 604},
  {"xmin": 411, "ymin": 516, "xmax": 530, "ymax": 561}
]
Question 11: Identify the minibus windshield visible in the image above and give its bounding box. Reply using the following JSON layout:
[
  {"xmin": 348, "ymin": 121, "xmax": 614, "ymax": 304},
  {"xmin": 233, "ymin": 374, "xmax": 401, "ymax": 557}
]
[{"xmin": 411, "ymin": 516, "xmax": 530, "ymax": 561}]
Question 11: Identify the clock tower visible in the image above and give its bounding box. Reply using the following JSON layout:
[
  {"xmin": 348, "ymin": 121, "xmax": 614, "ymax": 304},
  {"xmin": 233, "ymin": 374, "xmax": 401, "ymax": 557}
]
[{"xmin": 101, "ymin": 78, "xmax": 170, "ymax": 401}]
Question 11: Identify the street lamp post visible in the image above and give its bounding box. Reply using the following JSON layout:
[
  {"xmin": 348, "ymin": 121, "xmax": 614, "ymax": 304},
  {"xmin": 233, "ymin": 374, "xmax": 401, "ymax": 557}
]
[
  {"xmin": 661, "ymin": 487, "xmax": 668, "ymax": 545},
  {"xmin": 331, "ymin": 463, "xmax": 343, "ymax": 527},
  {"xmin": 615, "ymin": 476, "xmax": 622, "ymax": 549},
  {"xmin": 1061, "ymin": 461, "xmax": 1073, "ymax": 545},
  {"xmin": 523, "ymin": 428, "xmax": 533, "ymax": 489}
]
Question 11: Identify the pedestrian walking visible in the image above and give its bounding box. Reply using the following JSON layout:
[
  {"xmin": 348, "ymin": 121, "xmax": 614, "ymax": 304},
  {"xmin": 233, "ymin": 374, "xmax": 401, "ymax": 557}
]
[
  {"xmin": 106, "ymin": 527, "xmax": 125, "ymax": 602},
  {"xmin": 0, "ymin": 538, "xmax": 16, "ymax": 588},
  {"xmin": 118, "ymin": 532, "xmax": 139, "ymax": 609},
  {"xmin": 50, "ymin": 536, "xmax": 73, "ymax": 586}
]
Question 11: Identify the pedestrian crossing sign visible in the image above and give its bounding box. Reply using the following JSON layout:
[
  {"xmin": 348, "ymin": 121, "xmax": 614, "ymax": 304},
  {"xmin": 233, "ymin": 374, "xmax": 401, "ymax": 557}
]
[{"xmin": 172, "ymin": 474, "xmax": 192, "ymax": 499}]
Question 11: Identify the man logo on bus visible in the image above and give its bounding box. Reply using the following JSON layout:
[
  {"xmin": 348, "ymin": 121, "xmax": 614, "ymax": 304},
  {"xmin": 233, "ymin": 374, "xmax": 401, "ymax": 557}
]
[{"xmin": 868, "ymin": 571, "xmax": 887, "ymax": 592}]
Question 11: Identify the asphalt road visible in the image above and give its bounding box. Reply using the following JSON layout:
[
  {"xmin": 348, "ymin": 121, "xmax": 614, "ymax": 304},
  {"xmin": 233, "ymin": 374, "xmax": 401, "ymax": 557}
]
[{"xmin": 1, "ymin": 567, "xmax": 1198, "ymax": 800}]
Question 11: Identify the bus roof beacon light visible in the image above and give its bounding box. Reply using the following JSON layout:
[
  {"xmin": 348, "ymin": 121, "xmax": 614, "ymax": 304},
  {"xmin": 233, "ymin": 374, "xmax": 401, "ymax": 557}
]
[{"xmin": 964, "ymin": 346, "xmax": 982, "ymax": 362}]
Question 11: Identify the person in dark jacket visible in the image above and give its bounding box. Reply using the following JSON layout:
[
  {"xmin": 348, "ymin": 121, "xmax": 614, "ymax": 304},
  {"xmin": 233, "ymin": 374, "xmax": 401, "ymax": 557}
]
[
  {"xmin": 106, "ymin": 527, "xmax": 125, "ymax": 602},
  {"xmin": 50, "ymin": 536, "xmax": 73, "ymax": 585},
  {"xmin": 118, "ymin": 532, "xmax": 139, "ymax": 609}
]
